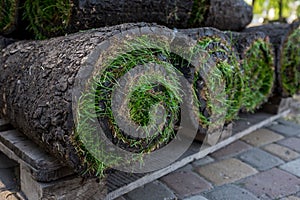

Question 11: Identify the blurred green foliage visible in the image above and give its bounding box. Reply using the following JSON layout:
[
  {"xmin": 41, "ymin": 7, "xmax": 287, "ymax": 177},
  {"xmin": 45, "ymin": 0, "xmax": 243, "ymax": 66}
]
[{"xmin": 252, "ymin": 0, "xmax": 299, "ymax": 21}]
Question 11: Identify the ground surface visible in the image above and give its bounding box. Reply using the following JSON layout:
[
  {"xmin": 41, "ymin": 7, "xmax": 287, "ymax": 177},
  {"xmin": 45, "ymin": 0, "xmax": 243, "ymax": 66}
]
[{"xmin": 0, "ymin": 98, "xmax": 299, "ymax": 200}]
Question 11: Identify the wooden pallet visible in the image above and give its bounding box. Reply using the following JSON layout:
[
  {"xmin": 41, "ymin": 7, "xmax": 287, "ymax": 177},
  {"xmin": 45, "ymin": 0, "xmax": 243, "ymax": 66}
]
[
  {"xmin": 0, "ymin": 99, "xmax": 292, "ymax": 200},
  {"xmin": 0, "ymin": 120, "xmax": 106, "ymax": 200}
]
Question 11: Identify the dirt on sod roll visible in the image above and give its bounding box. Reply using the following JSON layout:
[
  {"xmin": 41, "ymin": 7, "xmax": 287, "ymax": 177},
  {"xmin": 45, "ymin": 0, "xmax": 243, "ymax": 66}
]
[
  {"xmin": 0, "ymin": 23, "xmax": 225, "ymax": 177},
  {"xmin": 2, "ymin": 0, "xmax": 252, "ymax": 39},
  {"xmin": 226, "ymin": 31, "xmax": 275, "ymax": 112},
  {"xmin": 244, "ymin": 21, "xmax": 300, "ymax": 98},
  {"xmin": 180, "ymin": 27, "xmax": 244, "ymax": 124}
]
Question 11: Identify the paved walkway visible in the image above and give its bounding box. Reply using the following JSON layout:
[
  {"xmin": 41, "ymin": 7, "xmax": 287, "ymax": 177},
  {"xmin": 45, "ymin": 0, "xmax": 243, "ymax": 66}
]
[
  {"xmin": 1, "ymin": 117, "xmax": 300, "ymax": 200},
  {"xmin": 118, "ymin": 118, "xmax": 300, "ymax": 200}
]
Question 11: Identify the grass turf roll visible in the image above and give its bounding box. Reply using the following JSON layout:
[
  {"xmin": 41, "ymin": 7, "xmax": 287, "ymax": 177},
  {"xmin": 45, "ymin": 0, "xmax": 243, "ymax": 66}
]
[
  {"xmin": 226, "ymin": 31, "xmax": 275, "ymax": 112},
  {"xmin": 180, "ymin": 27, "xmax": 244, "ymax": 123},
  {"xmin": 0, "ymin": 23, "xmax": 225, "ymax": 177},
  {"xmin": 7, "ymin": 0, "xmax": 253, "ymax": 39},
  {"xmin": 245, "ymin": 21, "xmax": 300, "ymax": 97}
]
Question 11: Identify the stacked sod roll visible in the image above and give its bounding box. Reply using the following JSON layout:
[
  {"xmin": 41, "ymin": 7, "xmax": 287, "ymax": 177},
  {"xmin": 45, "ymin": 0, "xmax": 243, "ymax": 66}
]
[
  {"xmin": 0, "ymin": 23, "xmax": 227, "ymax": 176},
  {"xmin": 226, "ymin": 31, "xmax": 275, "ymax": 112},
  {"xmin": 1, "ymin": 0, "xmax": 252, "ymax": 39},
  {"xmin": 245, "ymin": 21, "xmax": 300, "ymax": 97},
  {"xmin": 180, "ymin": 27, "xmax": 243, "ymax": 123}
]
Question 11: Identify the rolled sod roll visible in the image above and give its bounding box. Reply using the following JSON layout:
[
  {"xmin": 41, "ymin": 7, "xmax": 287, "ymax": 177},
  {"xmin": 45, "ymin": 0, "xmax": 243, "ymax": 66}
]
[
  {"xmin": 0, "ymin": 23, "xmax": 225, "ymax": 176},
  {"xmin": 180, "ymin": 27, "xmax": 243, "ymax": 123},
  {"xmin": 245, "ymin": 21, "xmax": 300, "ymax": 97},
  {"xmin": 7, "ymin": 0, "xmax": 252, "ymax": 39},
  {"xmin": 226, "ymin": 31, "xmax": 275, "ymax": 112}
]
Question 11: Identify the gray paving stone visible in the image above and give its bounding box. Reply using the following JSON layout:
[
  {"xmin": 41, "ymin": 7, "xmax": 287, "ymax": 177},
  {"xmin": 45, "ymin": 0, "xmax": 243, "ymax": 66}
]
[
  {"xmin": 160, "ymin": 171, "xmax": 212, "ymax": 199},
  {"xmin": 267, "ymin": 123, "xmax": 300, "ymax": 137},
  {"xmin": 192, "ymin": 156, "xmax": 214, "ymax": 167},
  {"xmin": 184, "ymin": 195, "xmax": 208, "ymax": 200},
  {"xmin": 277, "ymin": 137, "xmax": 300, "ymax": 153},
  {"xmin": 125, "ymin": 181, "xmax": 176, "ymax": 200},
  {"xmin": 211, "ymin": 140, "xmax": 252, "ymax": 159},
  {"xmin": 238, "ymin": 168, "xmax": 300, "ymax": 200},
  {"xmin": 238, "ymin": 148, "xmax": 284, "ymax": 171},
  {"xmin": 202, "ymin": 184, "xmax": 259, "ymax": 200},
  {"xmin": 196, "ymin": 158, "xmax": 257, "ymax": 186},
  {"xmin": 277, "ymin": 119, "xmax": 300, "ymax": 129},
  {"xmin": 176, "ymin": 164, "xmax": 194, "ymax": 172},
  {"xmin": 280, "ymin": 158, "xmax": 300, "ymax": 177},
  {"xmin": 241, "ymin": 129, "xmax": 284, "ymax": 147},
  {"xmin": 281, "ymin": 196, "xmax": 300, "ymax": 200},
  {"xmin": 262, "ymin": 143, "xmax": 300, "ymax": 161}
]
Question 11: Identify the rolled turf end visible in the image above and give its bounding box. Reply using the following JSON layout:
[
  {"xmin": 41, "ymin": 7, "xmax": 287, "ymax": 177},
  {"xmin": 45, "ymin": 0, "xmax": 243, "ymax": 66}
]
[
  {"xmin": 196, "ymin": 36, "xmax": 243, "ymax": 123},
  {"xmin": 280, "ymin": 28, "xmax": 300, "ymax": 97},
  {"xmin": 242, "ymin": 38, "xmax": 275, "ymax": 112}
]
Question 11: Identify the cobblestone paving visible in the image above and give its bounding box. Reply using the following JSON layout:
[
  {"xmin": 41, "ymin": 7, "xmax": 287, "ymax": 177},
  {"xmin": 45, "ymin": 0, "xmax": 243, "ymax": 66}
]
[
  {"xmin": 122, "ymin": 118, "xmax": 300, "ymax": 200},
  {"xmin": 1, "ymin": 118, "xmax": 300, "ymax": 200}
]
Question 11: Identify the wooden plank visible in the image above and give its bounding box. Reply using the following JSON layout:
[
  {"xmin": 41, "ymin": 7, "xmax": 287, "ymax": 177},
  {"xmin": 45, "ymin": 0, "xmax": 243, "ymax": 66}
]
[
  {"xmin": 105, "ymin": 109, "xmax": 290, "ymax": 199},
  {"xmin": 0, "ymin": 129, "xmax": 73, "ymax": 182},
  {"xmin": 20, "ymin": 164, "xmax": 107, "ymax": 200}
]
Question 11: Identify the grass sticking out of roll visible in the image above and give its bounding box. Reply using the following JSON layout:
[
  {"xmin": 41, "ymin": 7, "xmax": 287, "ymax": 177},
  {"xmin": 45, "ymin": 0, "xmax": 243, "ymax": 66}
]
[
  {"xmin": 75, "ymin": 37, "xmax": 201, "ymax": 176},
  {"xmin": 242, "ymin": 39, "xmax": 275, "ymax": 112},
  {"xmin": 281, "ymin": 28, "xmax": 300, "ymax": 96},
  {"xmin": 189, "ymin": 0, "xmax": 209, "ymax": 27},
  {"xmin": 0, "ymin": 0, "xmax": 18, "ymax": 34},
  {"xmin": 23, "ymin": 0, "xmax": 72, "ymax": 39},
  {"xmin": 96, "ymin": 59, "xmax": 182, "ymax": 153},
  {"xmin": 197, "ymin": 36, "xmax": 243, "ymax": 123}
]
